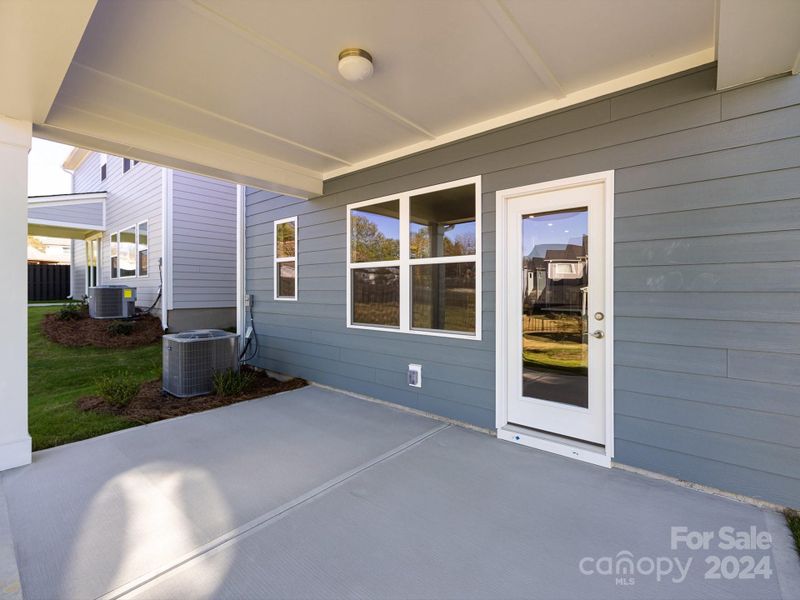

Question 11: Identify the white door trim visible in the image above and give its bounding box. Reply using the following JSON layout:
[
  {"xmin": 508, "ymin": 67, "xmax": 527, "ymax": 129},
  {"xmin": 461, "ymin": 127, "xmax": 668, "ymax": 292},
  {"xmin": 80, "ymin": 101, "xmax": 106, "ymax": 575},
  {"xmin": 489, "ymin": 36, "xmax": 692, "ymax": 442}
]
[{"xmin": 494, "ymin": 170, "xmax": 615, "ymax": 466}]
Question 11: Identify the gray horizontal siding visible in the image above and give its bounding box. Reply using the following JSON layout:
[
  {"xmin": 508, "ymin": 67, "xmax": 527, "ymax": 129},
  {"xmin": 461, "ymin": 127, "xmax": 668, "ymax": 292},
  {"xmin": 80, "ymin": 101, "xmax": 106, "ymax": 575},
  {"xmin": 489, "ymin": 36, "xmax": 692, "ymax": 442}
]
[
  {"xmin": 171, "ymin": 171, "xmax": 237, "ymax": 309},
  {"xmin": 72, "ymin": 154, "xmax": 163, "ymax": 308},
  {"xmin": 246, "ymin": 65, "xmax": 800, "ymax": 506},
  {"xmin": 28, "ymin": 201, "xmax": 104, "ymax": 227}
]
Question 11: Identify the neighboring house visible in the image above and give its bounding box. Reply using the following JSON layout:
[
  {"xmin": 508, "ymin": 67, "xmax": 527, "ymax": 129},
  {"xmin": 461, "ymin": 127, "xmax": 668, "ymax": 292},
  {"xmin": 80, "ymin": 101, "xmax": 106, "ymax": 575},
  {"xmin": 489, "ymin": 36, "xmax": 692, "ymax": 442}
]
[
  {"xmin": 243, "ymin": 65, "xmax": 800, "ymax": 508},
  {"xmin": 27, "ymin": 150, "xmax": 238, "ymax": 331}
]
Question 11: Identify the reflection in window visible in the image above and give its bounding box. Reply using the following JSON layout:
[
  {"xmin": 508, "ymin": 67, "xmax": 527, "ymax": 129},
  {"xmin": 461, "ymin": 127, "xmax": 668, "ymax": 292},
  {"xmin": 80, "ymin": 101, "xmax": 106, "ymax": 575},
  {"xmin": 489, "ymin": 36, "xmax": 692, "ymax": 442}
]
[
  {"xmin": 274, "ymin": 217, "xmax": 298, "ymax": 299},
  {"xmin": 410, "ymin": 184, "xmax": 476, "ymax": 259},
  {"xmin": 119, "ymin": 227, "xmax": 136, "ymax": 277},
  {"xmin": 110, "ymin": 232, "xmax": 118, "ymax": 279},
  {"xmin": 412, "ymin": 263, "xmax": 476, "ymax": 334},
  {"xmin": 138, "ymin": 222, "xmax": 148, "ymax": 276},
  {"xmin": 276, "ymin": 220, "xmax": 296, "ymax": 258},
  {"xmin": 350, "ymin": 200, "xmax": 400, "ymax": 263},
  {"xmin": 278, "ymin": 261, "xmax": 296, "ymax": 297},
  {"xmin": 352, "ymin": 267, "xmax": 400, "ymax": 327}
]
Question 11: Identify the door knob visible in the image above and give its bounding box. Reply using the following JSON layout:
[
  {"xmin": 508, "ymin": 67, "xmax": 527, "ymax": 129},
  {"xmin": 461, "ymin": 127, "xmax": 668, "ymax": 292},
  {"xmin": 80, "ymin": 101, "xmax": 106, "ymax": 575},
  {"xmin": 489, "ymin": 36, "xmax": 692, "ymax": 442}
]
[{"xmin": 590, "ymin": 330, "xmax": 604, "ymax": 339}]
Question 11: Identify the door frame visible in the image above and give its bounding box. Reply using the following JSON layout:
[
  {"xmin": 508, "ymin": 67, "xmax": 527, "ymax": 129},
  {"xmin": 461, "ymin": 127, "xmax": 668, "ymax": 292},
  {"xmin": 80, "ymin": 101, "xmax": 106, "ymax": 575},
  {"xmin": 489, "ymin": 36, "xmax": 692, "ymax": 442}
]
[{"xmin": 494, "ymin": 171, "xmax": 615, "ymax": 467}]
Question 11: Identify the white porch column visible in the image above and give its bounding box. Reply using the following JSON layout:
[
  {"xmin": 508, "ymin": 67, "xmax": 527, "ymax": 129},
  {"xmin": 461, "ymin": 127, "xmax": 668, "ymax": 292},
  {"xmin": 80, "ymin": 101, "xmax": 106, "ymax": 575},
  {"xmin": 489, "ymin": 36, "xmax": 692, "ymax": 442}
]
[{"xmin": 0, "ymin": 116, "xmax": 32, "ymax": 471}]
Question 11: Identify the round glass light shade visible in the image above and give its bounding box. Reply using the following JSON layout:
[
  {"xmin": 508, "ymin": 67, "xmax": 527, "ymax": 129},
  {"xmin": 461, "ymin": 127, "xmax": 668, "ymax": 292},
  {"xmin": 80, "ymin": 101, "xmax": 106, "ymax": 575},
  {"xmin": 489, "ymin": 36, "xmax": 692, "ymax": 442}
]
[{"xmin": 338, "ymin": 49, "xmax": 373, "ymax": 82}]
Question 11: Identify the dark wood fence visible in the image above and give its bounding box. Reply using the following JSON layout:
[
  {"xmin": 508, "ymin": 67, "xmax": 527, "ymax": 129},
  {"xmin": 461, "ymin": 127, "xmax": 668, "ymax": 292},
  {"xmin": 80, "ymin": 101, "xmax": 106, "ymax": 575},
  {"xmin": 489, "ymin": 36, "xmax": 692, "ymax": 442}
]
[{"xmin": 28, "ymin": 264, "xmax": 70, "ymax": 301}]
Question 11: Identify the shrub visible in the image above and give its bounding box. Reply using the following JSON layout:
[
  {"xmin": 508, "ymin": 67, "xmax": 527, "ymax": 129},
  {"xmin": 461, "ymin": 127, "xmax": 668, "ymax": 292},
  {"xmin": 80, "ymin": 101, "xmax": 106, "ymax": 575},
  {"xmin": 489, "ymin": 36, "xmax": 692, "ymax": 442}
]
[
  {"xmin": 56, "ymin": 300, "xmax": 84, "ymax": 321},
  {"xmin": 107, "ymin": 320, "xmax": 135, "ymax": 336},
  {"xmin": 95, "ymin": 372, "xmax": 140, "ymax": 408},
  {"xmin": 213, "ymin": 368, "xmax": 255, "ymax": 397}
]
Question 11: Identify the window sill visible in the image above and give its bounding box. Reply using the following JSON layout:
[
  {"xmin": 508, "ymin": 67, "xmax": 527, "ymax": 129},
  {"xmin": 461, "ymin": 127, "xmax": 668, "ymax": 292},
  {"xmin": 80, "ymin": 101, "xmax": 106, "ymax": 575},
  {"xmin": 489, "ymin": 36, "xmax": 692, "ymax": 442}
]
[{"xmin": 347, "ymin": 322, "xmax": 481, "ymax": 341}]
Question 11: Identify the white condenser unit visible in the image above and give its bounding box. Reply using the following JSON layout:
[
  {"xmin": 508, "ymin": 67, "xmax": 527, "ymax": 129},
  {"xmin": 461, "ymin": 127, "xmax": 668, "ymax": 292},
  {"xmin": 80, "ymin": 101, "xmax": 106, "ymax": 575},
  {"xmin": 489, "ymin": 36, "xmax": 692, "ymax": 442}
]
[
  {"xmin": 88, "ymin": 286, "xmax": 137, "ymax": 319},
  {"xmin": 162, "ymin": 329, "xmax": 239, "ymax": 398}
]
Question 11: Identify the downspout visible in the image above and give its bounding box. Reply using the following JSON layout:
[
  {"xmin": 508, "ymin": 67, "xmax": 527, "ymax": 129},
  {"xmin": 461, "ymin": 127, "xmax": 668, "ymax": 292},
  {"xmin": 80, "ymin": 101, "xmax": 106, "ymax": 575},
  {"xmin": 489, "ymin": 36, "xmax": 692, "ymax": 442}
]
[
  {"xmin": 160, "ymin": 168, "xmax": 173, "ymax": 330},
  {"xmin": 236, "ymin": 184, "xmax": 246, "ymax": 345}
]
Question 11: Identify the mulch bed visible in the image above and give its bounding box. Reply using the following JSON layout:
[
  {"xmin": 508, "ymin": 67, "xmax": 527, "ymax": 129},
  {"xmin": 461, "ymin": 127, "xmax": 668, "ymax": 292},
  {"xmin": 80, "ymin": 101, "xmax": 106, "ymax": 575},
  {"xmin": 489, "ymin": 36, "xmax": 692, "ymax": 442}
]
[
  {"xmin": 77, "ymin": 367, "xmax": 307, "ymax": 424},
  {"xmin": 42, "ymin": 311, "xmax": 163, "ymax": 348}
]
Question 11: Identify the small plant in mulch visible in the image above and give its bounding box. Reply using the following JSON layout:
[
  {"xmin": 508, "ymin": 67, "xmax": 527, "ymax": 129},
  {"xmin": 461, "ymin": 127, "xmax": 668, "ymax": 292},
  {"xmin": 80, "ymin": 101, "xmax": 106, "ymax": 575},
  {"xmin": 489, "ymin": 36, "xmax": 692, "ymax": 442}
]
[
  {"xmin": 77, "ymin": 366, "xmax": 307, "ymax": 424},
  {"xmin": 107, "ymin": 320, "xmax": 135, "ymax": 337},
  {"xmin": 95, "ymin": 371, "xmax": 141, "ymax": 408},
  {"xmin": 56, "ymin": 300, "xmax": 86, "ymax": 321},
  {"xmin": 786, "ymin": 509, "xmax": 800, "ymax": 558},
  {"xmin": 213, "ymin": 368, "xmax": 256, "ymax": 397}
]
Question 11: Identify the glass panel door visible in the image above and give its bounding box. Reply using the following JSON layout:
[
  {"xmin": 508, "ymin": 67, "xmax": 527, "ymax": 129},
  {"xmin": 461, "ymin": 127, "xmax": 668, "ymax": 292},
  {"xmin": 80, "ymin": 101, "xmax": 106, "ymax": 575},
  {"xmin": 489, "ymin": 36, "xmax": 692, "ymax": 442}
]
[
  {"xmin": 505, "ymin": 177, "xmax": 607, "ymax": 446},
  {"xmin": 521, "ymin": 208, "xmax": 589, "ymax": 408}
]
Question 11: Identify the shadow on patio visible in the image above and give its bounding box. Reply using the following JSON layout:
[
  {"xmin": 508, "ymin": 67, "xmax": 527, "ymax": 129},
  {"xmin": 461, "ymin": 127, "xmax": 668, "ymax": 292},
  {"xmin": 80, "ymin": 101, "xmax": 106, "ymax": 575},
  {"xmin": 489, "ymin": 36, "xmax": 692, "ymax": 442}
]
[{"xmin": 1, "ymin": 386, "xmax": 798, "ymax": 599}]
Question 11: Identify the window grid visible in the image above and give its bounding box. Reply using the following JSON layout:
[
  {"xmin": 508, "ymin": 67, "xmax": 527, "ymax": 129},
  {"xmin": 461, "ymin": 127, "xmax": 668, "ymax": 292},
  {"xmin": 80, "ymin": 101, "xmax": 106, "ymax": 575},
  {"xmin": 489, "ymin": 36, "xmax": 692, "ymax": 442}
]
[
  {"xmin": 346, "ymin": 176, "xmax": 482, "ymax": 340},
  {"xmin": 274, "ymin": 216, "xmax": 298, "ymax": 301},
  {"xmin": 109, "ymin": 222, "xmax": 149, "ymax": 279}
]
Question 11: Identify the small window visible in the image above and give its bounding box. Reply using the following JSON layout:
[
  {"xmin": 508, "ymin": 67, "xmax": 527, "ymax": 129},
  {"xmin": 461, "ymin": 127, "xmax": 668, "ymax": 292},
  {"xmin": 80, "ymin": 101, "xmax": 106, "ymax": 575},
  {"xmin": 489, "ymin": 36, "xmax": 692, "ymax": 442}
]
[
  {"xmin": 274, "ymin": 217, "xmax": 297, "ymax": 300},
  {"xmin": 110, "ymin": 232, "xmax": 118, "ymax": 278},
  {"xmin": 138, "ymin": 222, "xmax": 148, "ymax": 276},
  {"xmin": 123, "ymin": 158, "xmax": 132, "ymax": 173},
  {"xmin": 100, "ymin": 153, "xmax": 108, "ymax": 181},
  {"xmin": 347, "ymin": 177, "xmax": 481, "ymax": 338},
  {"xmin": 118, "ymin": 226, "xmax": 136, "ymax": 278}
]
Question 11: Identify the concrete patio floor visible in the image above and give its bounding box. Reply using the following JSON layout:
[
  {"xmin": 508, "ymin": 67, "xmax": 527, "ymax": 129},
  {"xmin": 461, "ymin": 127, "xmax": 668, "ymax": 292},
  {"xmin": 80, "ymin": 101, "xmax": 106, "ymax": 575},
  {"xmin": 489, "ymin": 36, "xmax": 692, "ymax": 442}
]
[{"xmin": 1, "ymin": 385, "xmax": 798, "ymax": 600}]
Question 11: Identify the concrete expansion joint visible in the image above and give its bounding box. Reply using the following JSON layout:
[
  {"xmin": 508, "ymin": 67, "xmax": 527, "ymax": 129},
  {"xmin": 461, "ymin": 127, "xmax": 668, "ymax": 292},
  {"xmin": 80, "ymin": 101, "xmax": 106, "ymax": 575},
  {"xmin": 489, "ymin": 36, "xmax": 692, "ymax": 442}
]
[{"xmin": 99, "ymin": 423, "xmax": 450, "ymax": 600}]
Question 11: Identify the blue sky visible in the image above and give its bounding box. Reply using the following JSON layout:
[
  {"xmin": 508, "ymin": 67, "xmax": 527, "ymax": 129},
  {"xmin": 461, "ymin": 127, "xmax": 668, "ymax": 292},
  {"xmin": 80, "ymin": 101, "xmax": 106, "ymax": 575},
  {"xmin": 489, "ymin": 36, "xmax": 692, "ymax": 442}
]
[{"xmin": 523, "ymin": 209, "xmax": 587, "ymax": 257}]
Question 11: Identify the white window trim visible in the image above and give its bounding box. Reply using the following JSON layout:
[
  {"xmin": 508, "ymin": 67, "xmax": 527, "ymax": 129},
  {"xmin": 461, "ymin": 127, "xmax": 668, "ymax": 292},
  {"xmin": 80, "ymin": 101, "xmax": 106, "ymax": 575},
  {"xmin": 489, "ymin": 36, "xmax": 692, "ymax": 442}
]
[
  {"xmin": 110, "ymin": 222, "xmax": 148, "ymax": 279},
  {"xmin": 346, "ymin": 175, "xmax": 482, "ymax": 341},
  {"xmin": 274, "ymin": 216, "xmax": 298, "ymax": 301},
  {"xmin": 110, "ymin": 231, "xmax": 118, "ymax": 279},
  {"xmin": 84, "ymin": 233, "xmax": 102, "ymax": 296},
  {"xmin": 137, "ymin": 220, "xmax": 148, "ymax": 277},
  {"xmin": 494, "ymin": 170, "xmax": 615, "ymax": 465}
]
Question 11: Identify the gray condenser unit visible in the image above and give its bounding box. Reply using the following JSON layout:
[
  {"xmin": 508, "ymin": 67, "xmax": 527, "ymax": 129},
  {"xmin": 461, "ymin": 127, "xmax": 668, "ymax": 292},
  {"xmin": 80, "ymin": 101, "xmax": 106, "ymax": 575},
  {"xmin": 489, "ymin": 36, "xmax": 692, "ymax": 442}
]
[
  {"xmin": 162, "ymin": 329, "xmax": 239, "ymax": 398},
  {"xmin": 88, "ymin": 286, "xmax": 137, "ymax": 319}
]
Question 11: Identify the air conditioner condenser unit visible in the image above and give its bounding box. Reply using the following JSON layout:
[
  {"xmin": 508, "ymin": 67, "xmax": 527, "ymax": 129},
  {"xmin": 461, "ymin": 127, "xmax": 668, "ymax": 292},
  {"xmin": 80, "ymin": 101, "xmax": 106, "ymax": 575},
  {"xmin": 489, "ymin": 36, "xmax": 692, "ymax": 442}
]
[
  {"xmin": 162, "ymin": 329, "xmax": 239, "ymax": 398},
  {"xmin": 88, "ymin": 285, "xmax": 137, "ymax": 319}
]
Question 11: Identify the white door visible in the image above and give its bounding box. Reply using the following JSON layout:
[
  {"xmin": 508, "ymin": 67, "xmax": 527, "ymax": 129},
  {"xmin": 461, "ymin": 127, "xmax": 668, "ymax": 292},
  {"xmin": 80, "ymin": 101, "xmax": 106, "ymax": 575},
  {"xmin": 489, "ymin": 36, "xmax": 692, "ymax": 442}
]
[{"xmin": 506, "ymin": 179, "xmax": 608, "ymax": 445}]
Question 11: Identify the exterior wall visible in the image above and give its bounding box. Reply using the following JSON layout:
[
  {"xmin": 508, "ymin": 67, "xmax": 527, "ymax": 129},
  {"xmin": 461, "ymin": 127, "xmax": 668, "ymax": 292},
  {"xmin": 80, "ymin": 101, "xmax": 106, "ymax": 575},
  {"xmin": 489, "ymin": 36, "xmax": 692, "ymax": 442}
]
[
  {"xmin": 170, "ymin": 171, "xmax": 237, "ymax": 310},
  {"xmin": 245, "ymin": 65, "xmax": 800, "ymax": 507},
  {"xmin": 166, "ymin": 307, "xmax": 236, "ymax": 332},
  {"xmin": 28, "ymin": 201, "xmax": 104, "ymax": 227},
  {"xmin": 72, "ymin": 154, "xmax": 163, "ymax": 309}
]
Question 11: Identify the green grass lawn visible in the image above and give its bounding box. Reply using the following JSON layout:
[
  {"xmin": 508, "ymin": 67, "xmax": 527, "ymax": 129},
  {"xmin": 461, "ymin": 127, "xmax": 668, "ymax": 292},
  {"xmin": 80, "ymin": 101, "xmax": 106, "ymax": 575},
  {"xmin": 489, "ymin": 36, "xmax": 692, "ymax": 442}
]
[{"xmin": 28, "ymin": 306, "xmax": 161, "ymax": 450}]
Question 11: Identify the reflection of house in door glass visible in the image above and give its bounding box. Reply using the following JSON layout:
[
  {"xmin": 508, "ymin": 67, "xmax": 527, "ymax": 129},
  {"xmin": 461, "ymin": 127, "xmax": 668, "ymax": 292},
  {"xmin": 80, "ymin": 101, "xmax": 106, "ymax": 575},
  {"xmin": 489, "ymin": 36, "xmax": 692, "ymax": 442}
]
[{"xmin": 521, "ymin": 208, "xmax": 589, "ymax": 408}]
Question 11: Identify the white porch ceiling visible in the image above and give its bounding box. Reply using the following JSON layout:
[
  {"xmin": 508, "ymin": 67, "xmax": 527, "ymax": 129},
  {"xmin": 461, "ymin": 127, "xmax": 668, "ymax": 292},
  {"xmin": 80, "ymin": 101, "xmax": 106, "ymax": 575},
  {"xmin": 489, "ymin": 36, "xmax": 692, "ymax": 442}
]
[{"xmin": 2, "ymin": 0, "xmax": 796, "ymax": 197}]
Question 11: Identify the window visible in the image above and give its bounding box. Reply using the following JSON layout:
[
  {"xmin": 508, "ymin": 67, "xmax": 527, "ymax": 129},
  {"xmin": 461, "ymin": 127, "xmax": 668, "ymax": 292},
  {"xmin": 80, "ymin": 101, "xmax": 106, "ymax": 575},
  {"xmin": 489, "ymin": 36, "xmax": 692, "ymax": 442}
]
[
  {"xmin": 110, "ymin": 232, "xmax": 118, "ymax": 278},
  {"xmin": 274, "ymin": 217, "xmax": 297, "ymax": 300},
  {"xmin": 346, "ymin": 177, "xmax": 481, "ymax": 338},
  {"xmin": 118, "ymin": 226, "xmax": 136, "ymax": 277},
  {"xmin": 109, "ymin": 224, "xmax": 148, "ymax": 278},
  {"xmin": 138, "ymin": 221, "xmax": 148, "ymax": 276},
  {"xmin": 85, "ymin": 237, "xmax": 100, "ymax": 293},
  {"xmin": 123, "ymin": 158, "xmax": 132, "ymax": 173},
  {"xmin": 99, "ymin": 153, "xmax": 108, "ymax": 181}
]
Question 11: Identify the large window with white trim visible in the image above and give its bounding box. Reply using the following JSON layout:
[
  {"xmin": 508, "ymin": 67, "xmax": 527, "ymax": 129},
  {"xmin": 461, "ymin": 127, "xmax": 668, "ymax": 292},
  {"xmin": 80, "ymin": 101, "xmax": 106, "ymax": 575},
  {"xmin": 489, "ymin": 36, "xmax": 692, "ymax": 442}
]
[
  {"xmin": 347, "ymin": 176, "xmax": 481, "ymax": 338},
  {"xmin": 110, "ymin": 222, "xmax": 149, "ymax": 279},
  {"xmin": 274, "ymin": 216, "xmax": 298, "ymax": 300}
]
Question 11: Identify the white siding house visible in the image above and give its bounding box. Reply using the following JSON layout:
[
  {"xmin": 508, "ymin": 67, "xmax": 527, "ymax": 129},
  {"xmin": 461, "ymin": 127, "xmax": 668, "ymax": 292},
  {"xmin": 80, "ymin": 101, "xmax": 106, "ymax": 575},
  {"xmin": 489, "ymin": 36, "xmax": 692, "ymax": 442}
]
[{"xmin": 64, "ymin": 149, "xmax": 237, "ymax": 331}]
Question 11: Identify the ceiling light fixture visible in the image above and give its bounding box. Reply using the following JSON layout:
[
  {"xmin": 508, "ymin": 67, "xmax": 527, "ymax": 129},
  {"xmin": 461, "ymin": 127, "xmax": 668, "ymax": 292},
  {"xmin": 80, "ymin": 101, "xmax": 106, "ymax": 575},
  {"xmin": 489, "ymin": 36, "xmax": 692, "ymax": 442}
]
[{"xmin": 338, "ymin": 48, "xmax": 373, "ymax": 82}]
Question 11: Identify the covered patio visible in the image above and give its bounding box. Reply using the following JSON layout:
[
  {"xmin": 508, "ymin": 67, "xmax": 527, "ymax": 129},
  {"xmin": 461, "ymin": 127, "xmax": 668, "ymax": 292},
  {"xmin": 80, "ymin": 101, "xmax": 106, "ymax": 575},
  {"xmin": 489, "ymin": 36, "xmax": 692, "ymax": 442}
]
[{"xmin": 1, "ymin": 386, "xmax": 798, "ymax": 599}]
